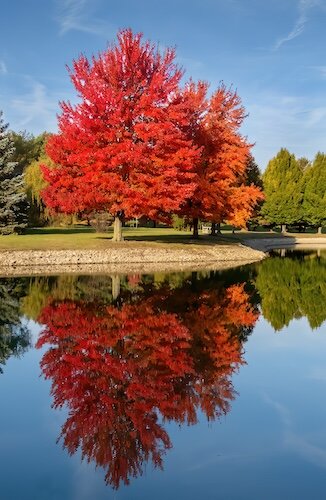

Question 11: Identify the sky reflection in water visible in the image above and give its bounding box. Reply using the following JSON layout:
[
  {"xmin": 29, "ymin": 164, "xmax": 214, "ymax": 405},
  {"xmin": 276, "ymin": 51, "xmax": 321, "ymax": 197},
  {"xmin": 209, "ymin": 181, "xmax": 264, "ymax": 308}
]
[{"xmin": 0, "ymin": 249, "xmax": 326, "ymax": 499}]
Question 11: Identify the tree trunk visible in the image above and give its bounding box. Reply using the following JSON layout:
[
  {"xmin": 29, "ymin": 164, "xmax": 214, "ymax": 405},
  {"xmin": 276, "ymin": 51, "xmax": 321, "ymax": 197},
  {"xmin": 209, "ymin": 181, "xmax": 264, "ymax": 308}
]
[
  {"xmin": 192, "ymin": 218, "xmax": 199, "ymax": 239},
  {"xmin": 216, "ymin": 222, "xmax": 221, "ymax": 234},
  {"xmin": 153, "ymin": 220, "xmax": 157, "ymax": 228},
  {"xmin": 281, "ymin": 224, "xmax": 286, "ymax": 234},
  {"xmin": 317, "ymin": 226, "xmax": 322, "ymax": 234},
  {"xmin": 211, "ymin": 222, "xmax": 216, "ymax": 236},
  {"xmin": 112, "ymin": 213, "xmax": 124, "ymax": 242},
  {"xmin": 111, "ymin": 274, "xmax": 121, "ymax": 301}
]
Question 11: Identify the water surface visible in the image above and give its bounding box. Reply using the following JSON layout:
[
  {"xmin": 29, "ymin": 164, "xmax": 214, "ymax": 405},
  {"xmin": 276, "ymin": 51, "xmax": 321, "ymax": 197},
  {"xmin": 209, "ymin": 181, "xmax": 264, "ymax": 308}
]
[{"xmin": 0, "ymin": 249, "xmax": 326, "ymax": 499}]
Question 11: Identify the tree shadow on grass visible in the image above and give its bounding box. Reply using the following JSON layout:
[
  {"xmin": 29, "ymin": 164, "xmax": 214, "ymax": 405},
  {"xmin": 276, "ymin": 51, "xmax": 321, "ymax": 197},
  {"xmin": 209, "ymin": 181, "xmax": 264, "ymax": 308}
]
[
  {"xmin": 26, "ymin": 227, "xmax": 240, "ymax": 246},
  {"xmin": 27, "ymin": 227, "xmax": 96, "ymax": 236},
  {"xmin": 96, "ymin": 233, "xmax": 234, "ymax": 245}
]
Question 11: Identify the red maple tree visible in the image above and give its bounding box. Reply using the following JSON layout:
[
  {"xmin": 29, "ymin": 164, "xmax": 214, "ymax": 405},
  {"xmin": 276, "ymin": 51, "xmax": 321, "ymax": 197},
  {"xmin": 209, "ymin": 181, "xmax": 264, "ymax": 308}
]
[
  {"xmin": 42, "ymin": 29, "xmax": 199, "ymax": 240},
  {"xmin": 181, "ymin": 82, "xmax": 264, "ymax": 236}
]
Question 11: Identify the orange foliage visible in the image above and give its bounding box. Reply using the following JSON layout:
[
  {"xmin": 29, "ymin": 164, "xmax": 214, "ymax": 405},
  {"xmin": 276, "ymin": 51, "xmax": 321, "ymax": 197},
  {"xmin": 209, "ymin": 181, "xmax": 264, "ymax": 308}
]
[{"xmin": 181, "ymin": 82, "xmax": 263, "ymax": 226}]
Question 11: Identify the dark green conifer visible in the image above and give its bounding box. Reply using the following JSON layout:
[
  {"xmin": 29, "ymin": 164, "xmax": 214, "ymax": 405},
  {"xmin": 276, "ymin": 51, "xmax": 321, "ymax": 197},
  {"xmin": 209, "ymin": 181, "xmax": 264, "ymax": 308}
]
[
  {"xmin": 244, "ymin": 155, "xmax": 263, "ymax": 229},
  {"xmin": 245, "ymin": 155, "xmax": 263, "ymax": 189},
  {"xmin": 0, "ymin": 112, "xmax": 28, "ymax": 234}
]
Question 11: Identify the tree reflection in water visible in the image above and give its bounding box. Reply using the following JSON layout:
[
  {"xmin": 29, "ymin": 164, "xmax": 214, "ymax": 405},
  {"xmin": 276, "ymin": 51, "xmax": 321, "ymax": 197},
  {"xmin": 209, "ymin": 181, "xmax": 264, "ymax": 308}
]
[
  {"xmin": 36, "ymin": 271, "xmax": 258, "ymax": 488},
  {"xmin": 256, "ymin": 250, "xmax": 326, "ymax": 330},
  {"xmin": 0, "ymin": 279, "xmax": 31, "ymax": 372}
]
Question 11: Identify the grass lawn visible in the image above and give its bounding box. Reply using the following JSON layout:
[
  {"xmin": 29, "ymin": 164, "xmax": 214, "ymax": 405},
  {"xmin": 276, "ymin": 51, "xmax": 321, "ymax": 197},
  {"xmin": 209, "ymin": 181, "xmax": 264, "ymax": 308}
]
[
  {"xmin": 0, "ymin": 226, "xmax": 324, "ymax": 251},
  {"xmin": 0, "ymin": 226, "xmax": 229, "ymax": 251}
]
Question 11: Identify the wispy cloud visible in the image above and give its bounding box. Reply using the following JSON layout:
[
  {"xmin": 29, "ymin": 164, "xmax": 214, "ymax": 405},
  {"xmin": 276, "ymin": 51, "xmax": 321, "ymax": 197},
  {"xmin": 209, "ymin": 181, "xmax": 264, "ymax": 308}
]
[
  {"xmin": 56, "ymin": 0, "xmax": 113, "ymax": 37},
  {"xmin": 265, "ymin": 394, "xmax": 326, "ymax": 470},
  {"xmin": 10, "ymin": 78, "xmax": 59, "ymax": 132},
  {"xmin": 242, "ymin": 90, "xmax": 326, "ymax": 168},
  {"xmin": 274, "ymin": 0, "xmax": 320, "ymax": 50},
  {"xmin": 0, "ymin": 60, "xmax": 7, "ymax": 75},
  {"xmin": 311, "ymin": 65, "xmax": 326, "ymax": 79}
]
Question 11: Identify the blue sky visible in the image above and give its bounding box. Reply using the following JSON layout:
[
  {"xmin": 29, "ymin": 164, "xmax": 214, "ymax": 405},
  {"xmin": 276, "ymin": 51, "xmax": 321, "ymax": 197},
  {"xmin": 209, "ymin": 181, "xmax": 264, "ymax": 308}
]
[{"xmin": 1, "ymin": 0, "xmax": 326, "ymax": 169}]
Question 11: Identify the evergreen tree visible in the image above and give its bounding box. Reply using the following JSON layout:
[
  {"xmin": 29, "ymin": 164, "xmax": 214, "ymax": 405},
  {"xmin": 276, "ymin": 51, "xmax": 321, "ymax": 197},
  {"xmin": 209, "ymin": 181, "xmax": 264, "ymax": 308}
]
[
  {"xmin": 245, "ymin": 155, "xmax": 263, "ymax": 189},
  {"xmin": 0, "ymin": 112, "xmax": 28, "ymax": 234},
  {"xmin": 302, "ymin": 152, "xmax": 326, "ymax": 233},
  {"xmin": 244, "ymin": 155, "xmax": 264, "ymax": 229},
  {"xmin": 261, "ymin": 148, "xmax": 303, "ymax": 231}
]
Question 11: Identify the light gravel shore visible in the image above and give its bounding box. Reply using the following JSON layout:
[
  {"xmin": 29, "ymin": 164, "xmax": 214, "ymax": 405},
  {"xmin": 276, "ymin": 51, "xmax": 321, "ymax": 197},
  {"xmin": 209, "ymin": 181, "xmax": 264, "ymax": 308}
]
[{"xmin": 0, "ymin": 244, "xmax": 265, "ymax": 276}]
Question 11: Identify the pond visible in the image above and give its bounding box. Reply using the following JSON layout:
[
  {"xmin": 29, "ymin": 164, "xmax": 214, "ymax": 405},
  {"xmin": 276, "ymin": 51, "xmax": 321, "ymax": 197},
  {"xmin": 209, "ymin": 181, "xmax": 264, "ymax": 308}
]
[{"xmin": 0, "ymin": 249, "xmax": 326, "ymax": 499}]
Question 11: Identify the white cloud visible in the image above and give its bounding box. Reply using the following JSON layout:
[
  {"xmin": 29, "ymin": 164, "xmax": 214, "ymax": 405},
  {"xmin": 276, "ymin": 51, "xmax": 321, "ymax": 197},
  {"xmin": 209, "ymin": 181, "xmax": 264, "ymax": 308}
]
[
  {"xmin": 0, "ymin": 60, "xmax": 7, "ymax": 75},
  {"xmin": 56, "ymin": 0, "xmax": 113, "ymax": 37},
  {"xmin": 304, "ymin": 106, "xmax": 326, "ymax": 126},
  {"xmin": 274, "ymin": 0, "xmax": 321, "ymax": 50},
  {"xmin": 10, "ymin": 78, "xmax": 59, "ymax": 132},
  {"xmin": 311, "ymin": 65, "xmax": 326, "ymax": 79},
  {"xmin": 265, "ymin": 395, "xmax": 326, "ymax": 470},
  {"xmin": 242, "ymin": 90, "xmax": 326, "ymax": 169}
]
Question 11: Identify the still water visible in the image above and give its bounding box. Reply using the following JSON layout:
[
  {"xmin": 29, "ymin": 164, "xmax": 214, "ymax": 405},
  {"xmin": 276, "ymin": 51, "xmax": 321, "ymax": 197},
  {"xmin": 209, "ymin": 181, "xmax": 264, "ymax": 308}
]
[{"xmin": 1, "ymin": 249, "xmax": 326, "ymax": 500}]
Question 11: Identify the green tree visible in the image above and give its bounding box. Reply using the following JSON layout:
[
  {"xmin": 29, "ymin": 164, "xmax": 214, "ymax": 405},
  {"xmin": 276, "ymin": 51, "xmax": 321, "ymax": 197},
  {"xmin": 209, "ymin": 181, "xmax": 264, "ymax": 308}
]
[
  {"xmin": 261, "ymin": 148, "xmax": 303, "ymax": 232},
  {"xmin": 10, "ymin": 131, "xmax": 48, "ymax": 174},
  {"xmin": 297, "ymin": 157, "xmax": 311, "ymax": 172},
  {"xmin": 244, "ymin": 155, "xmax": 264, "ymax": 230},
  {"xmin": 256, "ymin": 252, "xmax": 326, "ymax": 330},
  {"xmin": 24, "ymin": 154, "xmax": 51, "ymax": 226},
  {"xmin": 0, "ymin": 112, "xmax": 28, "ymax": 234},
  {"xmin": 0, "ymin": 279, "xmax": 31, "ymax": 372},
  {"xmin": 245, "ymin": 155, "xmax": 263, "ymax": 189},
  {"xmin": 10, "ymin": 131, "xmax": 49, "ymax": 226},
  {"xmin": 302, "ymin": 152, "xmax": 326, "ymax": 233}
]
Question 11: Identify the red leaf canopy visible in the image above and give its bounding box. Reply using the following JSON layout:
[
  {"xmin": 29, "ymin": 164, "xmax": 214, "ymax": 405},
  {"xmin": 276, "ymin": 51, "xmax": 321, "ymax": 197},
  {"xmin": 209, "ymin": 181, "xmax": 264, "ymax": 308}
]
[{"xmin": 42, "ymin": 29, "xmax": 199, "ymax": 220}]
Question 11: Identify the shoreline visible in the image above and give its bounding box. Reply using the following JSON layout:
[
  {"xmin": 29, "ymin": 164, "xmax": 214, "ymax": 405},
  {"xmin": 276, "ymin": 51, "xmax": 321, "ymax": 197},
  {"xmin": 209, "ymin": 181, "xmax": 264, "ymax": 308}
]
[
  {"xmin": 0, "ymin": 244, "xmax": 265, "ymax": 276},
  {"xmin": 245, "ymin": 237, "xmax": 326, "ymax": 252}
]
